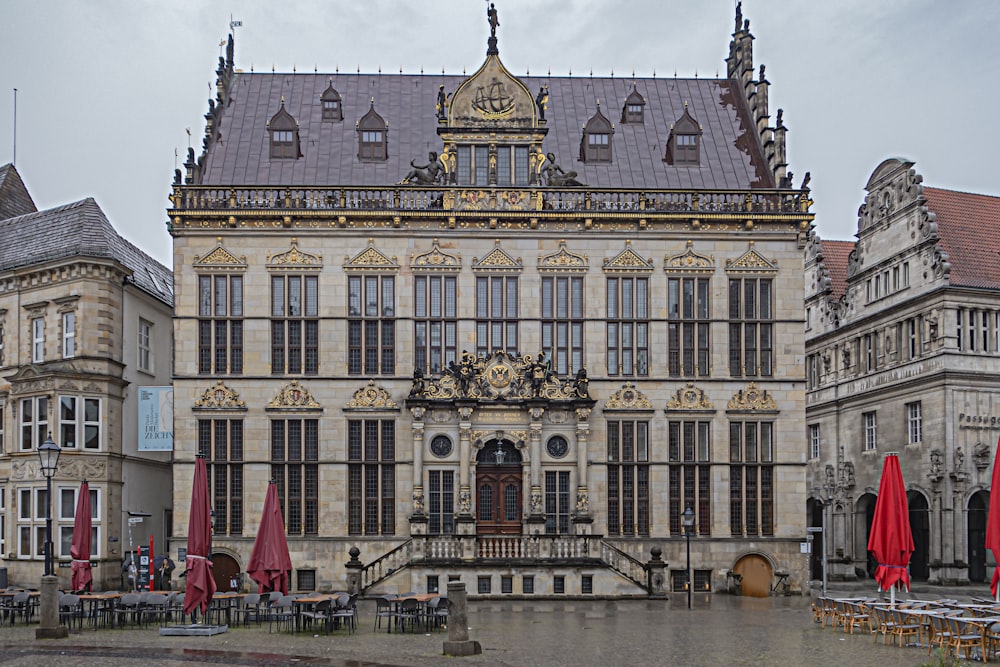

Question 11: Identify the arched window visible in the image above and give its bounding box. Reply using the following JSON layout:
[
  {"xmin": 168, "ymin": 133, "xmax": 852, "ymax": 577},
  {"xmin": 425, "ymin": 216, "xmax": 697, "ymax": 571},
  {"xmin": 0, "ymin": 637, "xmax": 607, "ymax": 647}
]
[
  {"xmin": 621, "ymin": 86, "xmax": 646, "ymax": 124},
  {"xmin": 357, "ymin": 99, "xmax": 388, "ymax": 162},
  {"xmin": 580, "ymin": 103, "xmax": 613, "ymax": 163},
  {"xmin": 320, "ymin": 79, "xmax": 343, "ymax": 122},
  {"xmin": 664, "ymin": 103, "xmax": 702, "ymax": 166},
  {"xmin": 267, "ymin": 98, "xmax": 301, "ymax": 160}
]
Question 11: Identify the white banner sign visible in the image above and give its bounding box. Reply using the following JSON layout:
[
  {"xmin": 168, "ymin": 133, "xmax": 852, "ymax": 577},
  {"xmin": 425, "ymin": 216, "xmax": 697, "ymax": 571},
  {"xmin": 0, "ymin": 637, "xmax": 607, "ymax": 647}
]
[{"xmin": 138, "ymin": 387, "xmax": 174, "ymax": 451}]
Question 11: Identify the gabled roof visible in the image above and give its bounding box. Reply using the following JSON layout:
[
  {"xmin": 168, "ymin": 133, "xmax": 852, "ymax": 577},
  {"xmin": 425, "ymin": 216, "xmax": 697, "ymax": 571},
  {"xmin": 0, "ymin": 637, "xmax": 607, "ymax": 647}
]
[
  {"xmin": 198, "ymin": 73, "xmax": 770, "ymax": 189},
  {"xmin": 926, "ymin": 187, "xmax": 1000, "ymax": 289},
  {"xmin": 0, "ymin": 198, "xmax": 173, "ymax": 306},
  {"xmin": 818, "ymin": 239, "xmax": 854, "ymax": 299},
  {"xmin": 0, "ymin": 163, "xmax": 37, "ymax": 220}
]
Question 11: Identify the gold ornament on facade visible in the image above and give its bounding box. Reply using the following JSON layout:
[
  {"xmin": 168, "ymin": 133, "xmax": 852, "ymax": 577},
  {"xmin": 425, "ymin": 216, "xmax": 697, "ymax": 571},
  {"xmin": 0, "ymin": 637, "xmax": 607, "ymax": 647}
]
[
  {"xmin": 267, "ymin": 238, "xmax": 323, "ymax": 267},
  {"xmin": 411, "ymin": 239, "xmax": 461, "ymax": 272},
  {"xmin": 604, "ymin": 382, "xmax": 653, "ymax": 410},
  {"xmin": 473, "ymin": 240, "xmax": 522, "ymax": 272},
  {"xmin": 665, "ymin": 241, "xmax": 714, "ymax": 274},
  {"xmin": 344, "ymin": 240, "xmax": 399, "ymax": 272},
  {"xmin": 603, "ymin": 240, "xmax": 654, "ymax": 272},
  {"xmin": 407, "ymin": 350, "xmax": 581, "ymax": 402},
  {"xmin": 726, "ymin": 243, "xmax": 777, "ymax": 272},
  {"xmin": 346, "ymin": 379, "xmax": 398, "ymax": 410},
  {"xmin": 666, "ymin": 381, "xmax": 714, "ymax": 411},
  {"xmin": 727, "ymin": 382, "xmax": 777, "ymax": 411},
  {"xmin": 194, "ymin": 380, "xmax": 246, "ymax": 409},
  {"xmin": 195, "ymin": 239, "xmax": 247, "ymax": 268},
  {"xmin": 539, "ymin": 240, "xmax": 587, "ymax": 273},
  {"xmin": 268, "ymin": 379, "xmax": 321, "ymax": 409}
]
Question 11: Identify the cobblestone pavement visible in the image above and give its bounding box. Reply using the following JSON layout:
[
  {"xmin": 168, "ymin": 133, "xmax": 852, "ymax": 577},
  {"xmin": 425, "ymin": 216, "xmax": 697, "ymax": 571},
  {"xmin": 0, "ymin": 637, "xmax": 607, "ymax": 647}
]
[{"xmin": 0, "ymin": 593, "xmax": 959, "ymax": 666}]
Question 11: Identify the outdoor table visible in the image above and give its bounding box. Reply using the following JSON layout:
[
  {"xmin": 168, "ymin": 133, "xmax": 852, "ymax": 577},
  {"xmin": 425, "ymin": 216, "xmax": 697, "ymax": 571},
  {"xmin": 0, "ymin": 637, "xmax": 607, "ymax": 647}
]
[
  {"xmin": 207, "ymin": 592, "xmax": 244, "ymax": 626},
  {"xmin": 77, "ymin": 592, "xmax": 121, "ymax": 630},
  {"xmin": 392, "ymin": 593, "xmax": 438, "ymax": 633},
  {"xmin": 292, "ymin": 594, "xmax": 337, "ymax": 633},
  {"xmin": 1, "ymin": 590, "xmax": 40, "ymax": 624}
]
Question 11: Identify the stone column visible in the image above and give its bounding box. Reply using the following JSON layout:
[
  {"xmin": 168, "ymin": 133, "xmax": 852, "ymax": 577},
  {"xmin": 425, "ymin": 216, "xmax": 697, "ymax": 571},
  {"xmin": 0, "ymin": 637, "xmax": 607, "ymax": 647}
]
[
  {"xmin": 456, "ymin": 407, "xmax": 476, "ymax": 536},
  {"xmin": 573, "ymin": 407, "xmax": 593, "ymax": 534},
  {"xmin": 527, "ymin": 422, "xmax": 545, "ymax": 524},
  {"xmin": 409, "ymin": 408, "xmax": 428, "ymax": 535}
]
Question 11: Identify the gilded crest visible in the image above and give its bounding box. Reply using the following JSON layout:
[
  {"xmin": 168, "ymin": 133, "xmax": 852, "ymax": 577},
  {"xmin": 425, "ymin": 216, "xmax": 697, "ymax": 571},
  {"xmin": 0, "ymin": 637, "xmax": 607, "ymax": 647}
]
[
  {"xmin": 412, "ymin": 238, "xmax": 461, "ymax": 272},
  {"xmin": 267, "ymin": 238, "xmax": 323, "ymax": 268},
  {"xmin": 268, "ymin": 379, "xmax": 321, "ymax": 409},
  {"xmin": 727, "ymin": 382, "xmax": 778, "ymax": 411},
  {"xmin": 344, "ymin": 239, "xmax": 399, "ymax": 273},
  {"xmin": 726, "ymin": 242, "xmax": 777, "ymax": 272},
  {"xmin": 539, "ymin": 240, "xmax": 588, "ymax": 273},
  {"xmin": 473, "ymin": 240, "xmax": 522, "ymax": 273},
  {"xmin": 603, "ymin": 240, "xmax": 653, "ymax": 273},
  {"xmin": 604, "ymin": 382, "xmax": 653, "ymax": 411},
  {"xmin": 666, "ymin": 382, "xmax": 714, "ymax": 411},
  {"xmin": 195, "ymin": 238, "xmax": 247, "ymax": 268},
  {"xmin": 194, "ymin": 380, "xmax": 246, "ymax": 409},
  {"xmin": 665, "ymin": 241, "xmax": 714, "ymax": 274},
  {"xmin": 347, "ymin": 379, "xmax": 398, "ymax": 410}
]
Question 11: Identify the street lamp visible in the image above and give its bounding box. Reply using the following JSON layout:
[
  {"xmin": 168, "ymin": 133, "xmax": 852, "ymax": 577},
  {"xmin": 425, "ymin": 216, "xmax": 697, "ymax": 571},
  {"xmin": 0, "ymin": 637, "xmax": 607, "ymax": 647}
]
[
  {"xmin": 37, "ymin": 434, "xmax": 61, "ymax": 576},
  {"xmin": 36, "ymin": 432, "xmax": 66, "ymax": 639},
  {"xmin": 682, "ymin": 505, "xmax": 695, "ymax": 610}
]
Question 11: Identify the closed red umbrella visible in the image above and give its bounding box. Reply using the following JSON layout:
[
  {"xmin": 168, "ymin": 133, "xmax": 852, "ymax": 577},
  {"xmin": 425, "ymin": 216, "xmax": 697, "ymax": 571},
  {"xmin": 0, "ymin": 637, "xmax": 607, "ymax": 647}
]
[
  {"xmin": 984, "ymin": 436, "xmax": 1000, "ymax": 599},
  {"xmin": 247, "ymin": 481, "xmax": 293, "ymax": 595},
  {"xmin": 183, "ymin": 456, "xmax": 216, "ymax": 617},
  {"xmin": 867, "ymin": 453, "xmax": 914, "ymax": 604},
  {"xmin": 70, "ymin": 480, "xmax": 92, "ymax": 592}
]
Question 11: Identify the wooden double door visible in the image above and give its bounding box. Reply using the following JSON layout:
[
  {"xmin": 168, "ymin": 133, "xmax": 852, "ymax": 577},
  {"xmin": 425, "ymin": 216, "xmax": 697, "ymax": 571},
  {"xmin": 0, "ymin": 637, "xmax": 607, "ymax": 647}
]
[{"xmin": 476, "ymin": 465, "xmax": 522, "ymax": 535}]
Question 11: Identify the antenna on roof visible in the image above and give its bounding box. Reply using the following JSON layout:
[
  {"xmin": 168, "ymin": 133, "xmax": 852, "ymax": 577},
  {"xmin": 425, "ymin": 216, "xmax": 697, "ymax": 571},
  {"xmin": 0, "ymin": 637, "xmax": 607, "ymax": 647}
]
[
  {"xmin": 11, "ymin": 88, "xmax": 16, "ymax": 166},
  {"xmin": 185, "ymin": 127, "xmax": 192, "ymax": 149},
  {"xmin": 229, "ymin": 15, "xmax": 242, "ymax": 36}
]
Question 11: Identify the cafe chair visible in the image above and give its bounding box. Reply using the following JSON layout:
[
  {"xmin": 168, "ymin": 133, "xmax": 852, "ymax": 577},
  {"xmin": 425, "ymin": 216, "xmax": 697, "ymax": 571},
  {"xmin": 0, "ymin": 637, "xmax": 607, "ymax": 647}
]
[
  {"xmin": 58, "ymin": 593, "xmax": 84, "ymax": 631},
  {"xmin": 268, "ymin": 595, "xmax": 295, "ymax": 633},
  {"xmin": 300, "ymin": 598, "xmax": 334, "ymax": 634},
  {"xmin": 329, "ymin": 593, "xmax": 357, "ymax": 633},
  {"xmin": 374, "ymin": 596, "xmax": 400, "ymax": 632}
]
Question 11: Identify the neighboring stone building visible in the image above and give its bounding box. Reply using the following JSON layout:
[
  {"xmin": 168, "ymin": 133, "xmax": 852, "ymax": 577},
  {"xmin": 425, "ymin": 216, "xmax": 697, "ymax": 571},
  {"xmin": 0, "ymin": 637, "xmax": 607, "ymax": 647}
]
[
  {"xmin": 170, "ymin": 6, "xmax": 813, "ymax": 597},
  {"xmin": 805, "ymin": 158, "xmax": 1000, "ymax": 585},
  {"xmin": 0, "ymin": 164, "xmax": 174, "ymax": 590}
]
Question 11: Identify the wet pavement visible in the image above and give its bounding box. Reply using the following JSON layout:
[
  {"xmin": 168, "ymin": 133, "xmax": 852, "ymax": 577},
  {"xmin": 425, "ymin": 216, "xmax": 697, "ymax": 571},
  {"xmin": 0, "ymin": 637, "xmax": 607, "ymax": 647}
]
[{"xmin": 0, "ymin": 593, "xmax": 954, "ymax": 666}]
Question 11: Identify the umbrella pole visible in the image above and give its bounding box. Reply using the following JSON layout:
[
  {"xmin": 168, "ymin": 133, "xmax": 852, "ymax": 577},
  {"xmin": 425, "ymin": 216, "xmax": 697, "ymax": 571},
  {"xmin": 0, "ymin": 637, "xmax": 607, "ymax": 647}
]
[{"xmin": 890, "ymin": 583, "xmax": 895, "ymax": 607}]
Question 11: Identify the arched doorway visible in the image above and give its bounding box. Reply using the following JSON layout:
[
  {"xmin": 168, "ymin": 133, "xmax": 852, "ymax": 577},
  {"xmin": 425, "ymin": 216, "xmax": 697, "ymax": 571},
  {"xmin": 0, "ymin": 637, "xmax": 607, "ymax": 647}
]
[
  {"xmin": 908, "ymin": 491, "xmax": 930, "ymax": 581},
  {"xmin": 733, "ymin": 554, "xmax": 772, "ymax": 597},
  {"xmin": 211, "ymin": 552, "xmax": 241, "ymax": 592},
  {"xmin": 807, "ymin": 498, "xmax": 824, "ymax": 581},
  {"xmin": 476, "ymin": 439, "xmax": 523, "ymax": 535},
  {"xmin": 856, "ymin": 493, "xmax": 877, "ymax": 579},
  {"xmin": 969, "ymin": 491, "xmax": 988, "ymax": 583}
]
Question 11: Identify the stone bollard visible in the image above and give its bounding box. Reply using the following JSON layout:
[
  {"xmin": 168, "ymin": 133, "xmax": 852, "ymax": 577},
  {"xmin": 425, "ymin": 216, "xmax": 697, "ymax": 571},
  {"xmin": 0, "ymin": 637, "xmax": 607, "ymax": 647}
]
[
  {"xmin": 443, "ymin": 581, "xmax": 481, "ymax": 656},
  {"xmin": 36, "ymin": 574, "xmax": 68, "ymax": 639},
  {"xmin": 345, "ymin": 546, "xmax": 362, "ymax": 595}
]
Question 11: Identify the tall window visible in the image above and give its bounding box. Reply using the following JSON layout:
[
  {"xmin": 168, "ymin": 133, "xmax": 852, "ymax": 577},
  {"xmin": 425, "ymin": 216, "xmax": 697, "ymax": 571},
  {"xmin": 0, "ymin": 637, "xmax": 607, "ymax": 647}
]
[
  {"xmin": 198, "ymin": 275, "xmax": 243, "ymax": 374},
  {"xmin": 606, "ymin": 420, "xmax": 650, "ymax": 536},
  {"xmin": 668, "ymin": 277, "xmax": 710, "ymax": 376},
  {"xmin": 607, "ymin": 277, "xmax": 649, "ymax": 376},
  {"xmin": 728, "ymin": 277, "xmax": 772, "ymax": 377},
  {"xmin": 0, "ymin": 406, "xmax": 4, "ymax": 453},
  {"xmin": 58, "ymin": 485, "xmax": 100, "ymax": 558},
  {"xmin": 428, "ymin": 470, "xmax": 454, "ymax": 535},
  {"xmin": 62, "ymin": 312, "xmax": 76, "ymax": 358},
  {"xmin": 348, "ymin": 275, "xmax": 395, "ymax": 375},
  {"xmin": 17, "ymin": 487, "xmax": 47, "ymax": 558},
  {"xmin": 495, "ymin": 145, "xmax": 530, "ymax": 186},
  {"xmin": 907, "ymin": 317, "xmax": 920, "ymax": 360},
  {"xmin": 32, "ymin": 317, "xmax": 45, "ymax": 363},
  {"xmin": 863, "ymin": 412, "xmax": 878, "ymax": 451},
  {"xmin": 198, "ymin": 419, "xmax": 243, "ymax": 535},
  {"xmin": 0, "ymin": 319, "xmax": 5, "ymax": 365},
  {"xmin": 0, "ymin": 486, "xmax": 5, "ymax": 557},
  {"xmin": 545, "ymin": 470, "xmax": 571, "ymax": 534},
  {"xmin": 907, "ymin": 402, "xmax": 922, "ymax": 445},
  {"xmin": 476, "ymin": 276, "xmax": 518, "ymax": 356},
  {"xmin": 59, "ymin": 396, "xmax": 101, "ymax": 450},
  {"xmin": 806, "ymin": 354, "xmax": 818, "ymax": 389},
  {"xmin": 138, "ymin": 320, "xmax": 153, "ymax": 372},
  {"xmin": 541, "ymin": 276, "xmax": 584, "ymax": 374},
  {"xmin": 414, "ymin": 276, "xmax": 457, "ymax": 374},
  {"xmin": 271, "ymin": 419, "xmax": 319, "ymax": 534},
  {"xmin": 347, "ymin": 419, "xmax": 395, "ymax": 535},
  {"xmin": 667, "ymin": 420, "xmax": 711, "ymax": 536},
  {"xmin": 729, "ymin": 421, "xmax": 774, "ymax": 536},
  {"xmin": 20, "ymin": 396, "xmax": 48, "ymax": 451},
  {"xmin": 271, "ymin": 275, "xmax": 319, "ymax": 375},
  {"xmin": 809, "ymin": 424, "xmax": 821, "ymax": 459}
]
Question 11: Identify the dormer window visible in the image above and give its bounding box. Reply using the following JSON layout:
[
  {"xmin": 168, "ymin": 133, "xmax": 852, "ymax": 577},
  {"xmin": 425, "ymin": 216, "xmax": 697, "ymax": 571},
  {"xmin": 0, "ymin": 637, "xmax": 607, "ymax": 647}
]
[
  {"xmin": 357, "ymin": 99, "xmax": 388, "ymax": 162},
  {"xmin": 664, "ymin": 103, "xmax": 702, "ymax": 166},
  {"xmin": 268, "ymin": 98, "xmax": 301, "ymax": 160},
  {"xmin": 580, "ymin": 103, "xmax": 613, "ymax": 163},
  {"xmin": 621, "ymin": 86, "xmax": 646, "ymax": 124},
  {"xmin": 321, "ymin": 79, "xmax": 343, "ymax": 122}
]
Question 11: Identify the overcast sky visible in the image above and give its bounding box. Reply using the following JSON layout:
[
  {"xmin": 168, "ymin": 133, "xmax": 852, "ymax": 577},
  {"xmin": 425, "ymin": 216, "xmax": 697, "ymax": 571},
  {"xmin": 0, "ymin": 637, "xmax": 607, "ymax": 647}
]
[{"xmin": 1, "ymin": 0, "xmax": 996, "ymax": 268}]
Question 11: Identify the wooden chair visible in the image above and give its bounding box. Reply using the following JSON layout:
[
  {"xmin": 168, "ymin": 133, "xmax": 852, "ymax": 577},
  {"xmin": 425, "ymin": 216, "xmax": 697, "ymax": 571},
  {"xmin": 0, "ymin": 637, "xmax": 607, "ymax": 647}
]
[
  {"xmin": 888, "ymin": 608, "xmax": 921, "ymax": 648},
  {"xmin": 844, "ymin": 601, "xmax": 871, "ymax": 635},
  {"xmin": 947, "ymin": 616, "xmax": 984, "ymax": 662},
  {"xmin": 870, "ymin": 606, "xmax": 895, "ymax": 645},
  {"xmin": 925, "ymin": 612, "xmax": 953, "ymax": 655}
]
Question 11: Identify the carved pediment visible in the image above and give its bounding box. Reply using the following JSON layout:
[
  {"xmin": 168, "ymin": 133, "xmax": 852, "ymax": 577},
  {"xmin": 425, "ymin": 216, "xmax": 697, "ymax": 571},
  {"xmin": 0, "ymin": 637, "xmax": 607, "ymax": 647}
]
[
  {"xmin": 726, "ymin": 242, "xmax": 777, "ymax": 273},
  {"xmin": 267, "ymin": 238, "xmax": 322, "ymax": 269},
  {"xmin": 447, "ymin": 52, "xmax": 537, "ymax": 128},
  {"xmin": 268, "ymin": 379, "xmax": 321, "ymax": 410},
  {"xmin": 539, "ymin": 240, "xmax": 587, "ymax": 273},
  {"xmin": 412, "ymin": 239, "xmax": 461, "ymax": 273},
  {"xmin": 604, "ymin": 382, "xmax": 653, "ymax": 411},
  {"xmin": 727, "ymin": 382, "xmax": 777, "ymax": 412},
  {"xmin": 195, "ymin": 238, "xmax": 247, "ymax": 269},
  {"xmin": 193, "ymin": 380, "xmax": 246, "ymax": 410},
  {"xmin": 666, "ymin": 382, "xmax": 714, "ymax": 411},
  {"xmin": 603, "ymin": 241, "xmax": 653, "ymax": 273},
  {"xmin": 665, "ymin": 241, "xmax": 714, "ymax": 274},
  {"xmin": 473, "ymin": 240, "xmax": 522, "ymax": 273},
  {"xmin": 346, "ymin": 380, "xmax": 398, "ymax": 410},
  {"xmin": 344, "ymin": 239, "xmax": 399, "ymax": 273}
]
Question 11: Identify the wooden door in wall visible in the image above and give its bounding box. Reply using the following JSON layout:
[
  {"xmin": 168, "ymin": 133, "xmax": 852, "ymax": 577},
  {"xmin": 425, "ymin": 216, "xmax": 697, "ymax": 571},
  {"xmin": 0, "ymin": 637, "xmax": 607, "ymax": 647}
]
[
  {"xmin": 211, "ymin": 552, "xmax": 241, "ymax": 592},
  {"xmin": 733, "ymin": 553, "xmax": 772, "ymax": 598},
  {"xmin": 476, "ymin": 468, "xmax": 522, "ymax": 534}
]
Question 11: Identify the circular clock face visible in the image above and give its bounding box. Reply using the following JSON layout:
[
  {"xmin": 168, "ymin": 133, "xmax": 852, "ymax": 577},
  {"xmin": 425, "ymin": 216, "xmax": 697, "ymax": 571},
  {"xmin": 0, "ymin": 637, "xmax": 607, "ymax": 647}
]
[
  {"xmin": 430, "ymin": 435, "xmax": 453, "ymax": 458},
  {"xmin": 546, "ymin": 435, "xmax": 569, "ymax": 459}
]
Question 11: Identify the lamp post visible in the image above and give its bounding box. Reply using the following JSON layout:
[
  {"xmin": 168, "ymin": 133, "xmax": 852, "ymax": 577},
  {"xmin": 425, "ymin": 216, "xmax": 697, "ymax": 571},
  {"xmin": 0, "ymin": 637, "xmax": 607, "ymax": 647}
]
[
  {"xmin": 682, "ymin": 505, "xmax": 695, "ymax": 610},
  {"xmin": 36, "ymin": 432, "xmax": 67, "ymax": 639}
]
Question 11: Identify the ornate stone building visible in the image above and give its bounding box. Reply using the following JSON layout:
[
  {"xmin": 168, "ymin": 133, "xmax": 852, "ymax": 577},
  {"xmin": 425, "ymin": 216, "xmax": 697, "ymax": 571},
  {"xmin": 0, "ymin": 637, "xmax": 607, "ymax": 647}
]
[
  {"xmin": 170, "ymin": 6, "xmax": 812, "ymax": 597},
  {"xmin": 0, "ymin": 164, "xmax": 174, "ymax": 590},
  {"xmin": 805, "ymin": 158, "xmax": 1000, "ymax": 585}
]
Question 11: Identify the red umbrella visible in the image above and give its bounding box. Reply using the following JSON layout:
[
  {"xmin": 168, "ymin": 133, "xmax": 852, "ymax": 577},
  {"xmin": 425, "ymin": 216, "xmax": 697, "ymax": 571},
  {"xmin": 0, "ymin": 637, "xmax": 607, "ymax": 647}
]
[
  {"xmin": 70, "ymin": 480, "xmax": 92, "ymax": 592},
  {"xmin": 247, "ymin": 481, "xmax": 293, "ymax": 595},
  {"xmin": 985, "ymin": 436, "xmax": 1000, "ymax": 599},
  {"xmin": 183, "ymin": 457, "xmax": 216, "ymax": 617},
  {"xmin": 867, "ymin": 453, "xmax": 914, "ymax": 603}
]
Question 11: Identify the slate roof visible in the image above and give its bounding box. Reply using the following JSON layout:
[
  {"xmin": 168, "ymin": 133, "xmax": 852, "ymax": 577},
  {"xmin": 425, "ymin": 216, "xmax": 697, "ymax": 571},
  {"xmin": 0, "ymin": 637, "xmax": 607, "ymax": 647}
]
[
  {"xmin": 819, "ymin": 239, "xmax": 854, "ymax": 299},
  {"xmin": 0, "ymin": 198, "xmax": 174, "ymax": 306},
  {"xmin": 925, "ymin": 187, "xmax": 1000, "ymax": 290},
  {"xmin": 199, "ymin": 73, "xmax": 770, "ymax": 190},
  {"xmin": 0, "ymin": 163, "xmax": 37, "ymax": 220}
]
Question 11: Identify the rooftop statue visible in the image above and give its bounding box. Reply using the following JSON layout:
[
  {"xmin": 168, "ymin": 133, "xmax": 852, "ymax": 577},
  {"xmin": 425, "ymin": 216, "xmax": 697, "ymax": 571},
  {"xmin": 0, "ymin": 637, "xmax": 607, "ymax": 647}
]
[
  {"xmin": 542, "ymin": 153, "xmax": 585, "ymax": 187},
  {"xmin": 400, "ymin": 151, "xmax": 445, "ymax": 185}
]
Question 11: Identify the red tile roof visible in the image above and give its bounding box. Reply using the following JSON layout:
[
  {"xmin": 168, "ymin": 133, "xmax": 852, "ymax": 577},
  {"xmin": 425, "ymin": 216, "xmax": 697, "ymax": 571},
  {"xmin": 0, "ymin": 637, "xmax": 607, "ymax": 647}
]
[
  {"xmin": 820, "ymin": 239, "xmax": 854, "ymax": 299},
  {"xmin": 925, "ymin": 187, "xmax": 1000, "ymax": 289}
]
